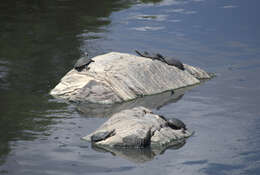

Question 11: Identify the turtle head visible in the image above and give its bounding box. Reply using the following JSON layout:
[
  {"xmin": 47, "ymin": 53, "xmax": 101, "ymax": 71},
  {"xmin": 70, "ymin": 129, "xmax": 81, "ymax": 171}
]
[{"xmin": 84, "ymin": 52, "xmax": 89, "ymax": 57}]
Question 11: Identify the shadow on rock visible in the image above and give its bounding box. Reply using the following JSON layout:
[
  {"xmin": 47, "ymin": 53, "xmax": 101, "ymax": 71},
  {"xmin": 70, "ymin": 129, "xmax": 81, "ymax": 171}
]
[{"xmin": 76, "ymin": 85, "xmax": 196, "ymax": 118}]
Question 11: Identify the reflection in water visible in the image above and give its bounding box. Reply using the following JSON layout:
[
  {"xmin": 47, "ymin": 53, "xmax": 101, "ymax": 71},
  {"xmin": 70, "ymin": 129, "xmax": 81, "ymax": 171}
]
[
  {"xmin": 0, "ymin": 0, "xmax": 139, "ymax": 168},
  {"xmin": 0, "ymin": 60, "xmax": 9, "ymax": 90},
  {"xmin": 76, "ymin": 87, "xmax": 194, "ymax": 117},
  {"xmin": 92, "ymin": 140, "xmax": 186, "ymax": 163},
  {"xmin": 0, "ymin": 0, "xmax": 260, "ymax": 174},
  {"xmin": 140, "ymin": 0, "xmax": 163, "ymax": 4},
  {"xmin": 201, "ymin": 163, "xmax": 244, "ymax": 175},
  {"xmin": 0, "ymin": 0, "xmax": 136, "ymax": 94},
  {"xmin": 76, "ymin": 86, "xmax": 197, "ymax": 163},
  {"xmin": 183, "ymin": 159, "xmax": 208, "ymax": 165},
  {"xmin": 0, "ymin": 91, "xmax": 68, "ymax": 166}
]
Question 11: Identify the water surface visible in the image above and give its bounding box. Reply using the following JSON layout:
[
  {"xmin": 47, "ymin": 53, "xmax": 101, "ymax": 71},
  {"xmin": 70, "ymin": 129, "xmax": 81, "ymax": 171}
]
[{"xmin": 0, "ymin": 0, "xmax": 260, "ymax": 174}]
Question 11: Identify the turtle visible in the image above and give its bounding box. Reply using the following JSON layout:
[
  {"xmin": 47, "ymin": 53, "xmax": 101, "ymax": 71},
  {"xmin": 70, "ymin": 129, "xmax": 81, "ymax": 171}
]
[
  {"xmin": 91, "ymin": 129, "xmax": 115, "ymax": 142},
  {"xmin": 74, "ymin": 52, "xmax": 94, "ymax": 72},
  {"xmin": 157, "ymin": 54, "xmax": 185, "ymax": 71},
  {"xmin": 168, "ymin": 118, "xmax": 187, "ymax": 130},
  {"xmin": 135, "ymin": 50, "xmax": 185, "ymax": 71},
  {"xmin": 135, "ymin": 50, "xmax": 166, "ymax": 63},
  {"xmin": 158, "ymin": 115, "xmax": 186, "ymax": 130}
]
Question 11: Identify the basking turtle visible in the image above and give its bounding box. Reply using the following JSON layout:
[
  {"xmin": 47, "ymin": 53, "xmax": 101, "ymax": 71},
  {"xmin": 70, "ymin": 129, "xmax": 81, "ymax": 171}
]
[
  {"xmin": 157, "ymin": 54, "xmax": 185, "ymax": 71},
  {"xmin": 74, "ymin": 52, "xmax": 94, "ymax": 72},
  {"xmin": 168, "ymin": 118, "xmax": 187, "ymax": 130},
  {"xmin": 91, "ymin": 129, "xmax": 115, "ymax": 142},
  {"xmin": 135, "ymin": 50, "xmax": 166, "ymax": 63},
  {"xmin": 158, "ymin": 115, "xmax": 186, "ymax": 130},
  {"xmin": 135, "ymin": 50, "xmax": 185, "ymax": 71}
]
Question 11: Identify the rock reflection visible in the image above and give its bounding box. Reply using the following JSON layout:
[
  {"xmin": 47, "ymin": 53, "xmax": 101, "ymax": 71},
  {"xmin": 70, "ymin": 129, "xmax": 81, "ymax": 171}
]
[
  {"xmin": 92, "ymin": 140, "xmax": 186, "ymax": 163},
  {"xmin": 0, "ymin": 60, "xmax": 9, "ymax": 90},
  {"xmin": 76, "ymin": 86, "xmax": 196, "ymax": 118}
]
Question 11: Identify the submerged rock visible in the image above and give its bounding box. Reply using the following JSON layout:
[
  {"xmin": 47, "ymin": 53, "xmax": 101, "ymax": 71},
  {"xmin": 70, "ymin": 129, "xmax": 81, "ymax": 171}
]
[
  {"xmin": 82, "ymin": 107, "xmax": 192, "ymax": 148},
  {"xmin": 50, "ymin": 52, "xmax": 211, "ymax": 104}
]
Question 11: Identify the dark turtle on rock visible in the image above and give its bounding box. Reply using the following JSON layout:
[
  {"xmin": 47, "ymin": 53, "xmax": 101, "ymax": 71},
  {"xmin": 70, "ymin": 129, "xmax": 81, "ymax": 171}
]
[
  {"xmin": 158, "ymin": 115, "xmax": 186, "ymax": 130},
  {"xmin": 157, "ymin": 54, "xmax": 185, "ymax": 71},
  {"xmin": 168, "ymin": 118, "xmax": 187, "ymax": 130},
  {"xmin": 135, "ymin": 50, "xmax": 185, "ymax": 71},
  {"xmin": 135, "ymin": 50, "xmax": 166, "ymax": 63},
  {"xmin": 91, "ymin": 129, "xmax": 115, "ymax": 142},
  {"xmin": 74, "ymin": 52, "xmax": 94, "ymax": 72}
]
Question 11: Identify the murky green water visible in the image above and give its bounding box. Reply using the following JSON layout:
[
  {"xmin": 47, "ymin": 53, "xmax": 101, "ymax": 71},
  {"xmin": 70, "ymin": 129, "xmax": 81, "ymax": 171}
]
[{"xmin": 0, "ymin": 0, "xmax": 260, "ymax": 174}]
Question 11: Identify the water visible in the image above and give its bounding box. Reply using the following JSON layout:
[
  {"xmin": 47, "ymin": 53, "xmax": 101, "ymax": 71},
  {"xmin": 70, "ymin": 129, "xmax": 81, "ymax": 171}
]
[{"xmin": 0, "ymin": 0, "xmax": 259, "ymax": 174}]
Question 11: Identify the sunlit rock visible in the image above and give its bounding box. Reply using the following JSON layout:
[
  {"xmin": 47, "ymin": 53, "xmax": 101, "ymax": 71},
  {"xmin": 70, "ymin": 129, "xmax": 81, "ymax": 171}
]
[
  {"xmin": 82, "ymin": 107, "xmax": 192, "ymax": 149},
  {"xmin": 50, "ymin": 52, "xmax": 211, "ymax": 104}
]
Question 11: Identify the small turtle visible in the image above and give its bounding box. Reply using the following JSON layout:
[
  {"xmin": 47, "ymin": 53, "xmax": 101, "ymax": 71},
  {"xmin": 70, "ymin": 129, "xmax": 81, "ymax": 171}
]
[
  {"xmin": 156, "ymin": 54, "xmax": 185, "ymax": 71},
  {"xmin": 74, "ymin": 52, "xmax": 94, "ymax": 72},
  {"xmin": 91, "ymin": 129, "xmax": 115, "ymax": 142},
  {"xmin": 168, "ymin": 118, "xmax": 187, "ymax": 130},
  {"xmin": 135, "ymin": 50, "xmax": 166, "ymax": 63},
  {"xmin": 135, "ymin": 50, "xmax": 185, "ymax": 71},
  {"xmin": 158, "ymin": 115, "xmax": 187, "ymax": 130}
]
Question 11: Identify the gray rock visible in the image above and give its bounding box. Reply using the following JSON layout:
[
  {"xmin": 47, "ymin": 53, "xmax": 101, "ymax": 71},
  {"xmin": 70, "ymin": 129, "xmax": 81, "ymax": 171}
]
[
  {"xmin": 50, "ymin": 52, "xmax": 211, "ymax": 104},
  {"xmin": 82, "ymin": 107, "xmax": 192, "ymax": 149}
]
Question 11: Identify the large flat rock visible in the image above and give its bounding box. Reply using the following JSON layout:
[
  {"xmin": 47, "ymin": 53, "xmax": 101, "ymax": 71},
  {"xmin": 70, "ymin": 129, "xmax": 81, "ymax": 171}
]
[
  {"xmin": 82, "ymin": 107, "xmax": 192, "ymax": 149},
  {"xmin": 50, "ymin": 52, "xmax": 211, "ymax": 104}
]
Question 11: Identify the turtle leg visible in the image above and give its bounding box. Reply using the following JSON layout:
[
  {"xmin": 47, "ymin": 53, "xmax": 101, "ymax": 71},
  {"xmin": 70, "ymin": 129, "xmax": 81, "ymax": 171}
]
[
  {"xmin": 75, "ymin": 66, "xmax": 85, "ymax": 72},
  {"xmin": 85, "ymin": 64, "xmax": 91, "ymax": 70},
  {"xmin": 85, "ymin": 60, "xmax": 94, "ymax": 70}
]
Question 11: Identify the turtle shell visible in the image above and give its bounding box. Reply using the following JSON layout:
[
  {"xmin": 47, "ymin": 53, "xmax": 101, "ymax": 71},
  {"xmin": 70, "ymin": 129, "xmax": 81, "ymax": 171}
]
[
  {"xmin": 91, "ymin": 129, "xmax": 115, "ymax": 142},
  {"xmin": 135, "ymin": 50, "xmax": 166, "ymax": 62},
  {"xmin": 74, "ymin": 56, "xmax": 94, "ymax": 72},
  {"xmin": 164, "ymin": 57, "xmax": 184, "ymax": 70},
  {"xmin": 168, "ymin": 118, "xmax": 186, "ymax": 130}
]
